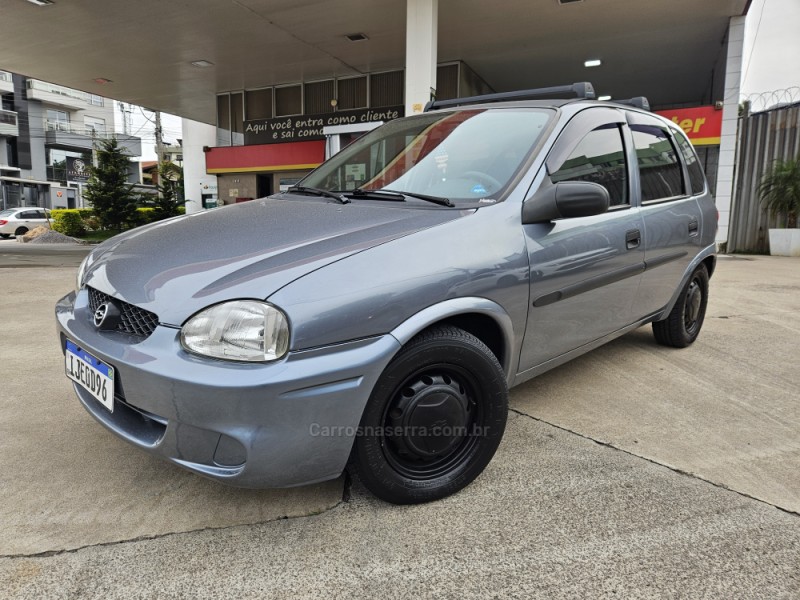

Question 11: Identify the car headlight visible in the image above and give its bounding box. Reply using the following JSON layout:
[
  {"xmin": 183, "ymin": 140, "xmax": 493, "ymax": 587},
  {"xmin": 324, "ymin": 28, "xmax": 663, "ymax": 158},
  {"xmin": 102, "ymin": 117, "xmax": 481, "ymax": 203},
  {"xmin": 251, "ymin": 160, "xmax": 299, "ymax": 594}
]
[
  {"xmin": 76, "ymin": 255, "xmax": 89, "ymax": 291},
  {"xmin": 180, "ymin": 300, "xmax": 290, "ymax": 362}
]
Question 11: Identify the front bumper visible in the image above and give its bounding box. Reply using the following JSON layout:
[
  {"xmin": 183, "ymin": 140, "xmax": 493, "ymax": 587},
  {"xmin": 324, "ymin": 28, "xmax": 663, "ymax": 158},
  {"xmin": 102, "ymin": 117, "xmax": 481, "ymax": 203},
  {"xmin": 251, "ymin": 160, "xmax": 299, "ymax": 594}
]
[{"xmin": 56, "ymin": 289, "xmax": 401, "ymax": 488}]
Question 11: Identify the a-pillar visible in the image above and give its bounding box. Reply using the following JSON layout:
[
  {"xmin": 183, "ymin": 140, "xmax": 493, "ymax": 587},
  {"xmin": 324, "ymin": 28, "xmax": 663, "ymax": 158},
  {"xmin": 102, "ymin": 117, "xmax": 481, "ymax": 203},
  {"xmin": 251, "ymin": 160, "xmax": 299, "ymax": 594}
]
[{"xmin": 405, "ymin": 0, "xmax": 438, "ymax": 116}]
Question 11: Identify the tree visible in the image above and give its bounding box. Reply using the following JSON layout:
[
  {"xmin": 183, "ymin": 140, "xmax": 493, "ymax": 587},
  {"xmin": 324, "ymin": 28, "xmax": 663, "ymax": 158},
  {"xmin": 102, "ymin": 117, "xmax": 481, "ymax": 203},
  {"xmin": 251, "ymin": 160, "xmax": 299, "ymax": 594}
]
[
  {"xmin": 758, "ymin": 156, "xmax": 800, "ymax": 229},
  {"xmin": 83, "ymin": 138, "xmax": 138, "ymax": 231},
  {"xmin": 151, "ymin": 161, "xmax": 185, "ymax": 220}
]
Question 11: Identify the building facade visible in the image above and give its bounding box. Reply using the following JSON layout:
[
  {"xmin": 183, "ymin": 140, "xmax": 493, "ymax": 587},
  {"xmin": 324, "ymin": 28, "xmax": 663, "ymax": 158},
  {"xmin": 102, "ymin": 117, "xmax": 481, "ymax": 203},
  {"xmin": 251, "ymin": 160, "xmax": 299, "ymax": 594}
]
[
  {"xmin": 0, "ymin": 70, "xmax": 142, "ymax": 210},
  {"xmin": 206, "ymin": 61, "xmax": 488, "ymax": 205}
]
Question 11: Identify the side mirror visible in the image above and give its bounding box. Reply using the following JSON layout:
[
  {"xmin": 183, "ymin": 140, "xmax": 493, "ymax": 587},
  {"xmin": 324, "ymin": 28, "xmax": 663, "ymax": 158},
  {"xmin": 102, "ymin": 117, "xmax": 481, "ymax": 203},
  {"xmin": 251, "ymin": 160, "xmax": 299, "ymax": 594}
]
[{"xmin": 522, "ymin": 181, "xmax": 610, "ymax": 224}]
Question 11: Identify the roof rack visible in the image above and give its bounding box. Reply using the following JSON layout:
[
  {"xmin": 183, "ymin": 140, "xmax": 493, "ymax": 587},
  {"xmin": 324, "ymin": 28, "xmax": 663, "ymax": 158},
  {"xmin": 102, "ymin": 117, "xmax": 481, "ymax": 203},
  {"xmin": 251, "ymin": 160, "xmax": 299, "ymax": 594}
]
[
  {"xmin": 609, "ymin": 96, "xmax": 650, "ymax": 111},
  {"xmin": 424, "ymin": 82, "xmax": 596, "ymax": 112}
]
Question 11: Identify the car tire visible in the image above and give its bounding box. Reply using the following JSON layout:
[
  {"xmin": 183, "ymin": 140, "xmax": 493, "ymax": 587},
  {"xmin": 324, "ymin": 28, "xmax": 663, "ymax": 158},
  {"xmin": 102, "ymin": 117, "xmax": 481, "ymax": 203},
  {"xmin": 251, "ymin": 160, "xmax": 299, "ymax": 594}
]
[
  {"xmin": 14, "ymin": 227, "xmax": 28, "ymax": 237},
  {"xmin": 653, "ymin": 264, "xmax": 709, "ymax": 348},
  {"xmin": 350, "ymin": 325, "xmax": 508, "ymax": 504},
  {"xmin": 0, "ymin": 234, "xmax": 10, "ymax": 239}
]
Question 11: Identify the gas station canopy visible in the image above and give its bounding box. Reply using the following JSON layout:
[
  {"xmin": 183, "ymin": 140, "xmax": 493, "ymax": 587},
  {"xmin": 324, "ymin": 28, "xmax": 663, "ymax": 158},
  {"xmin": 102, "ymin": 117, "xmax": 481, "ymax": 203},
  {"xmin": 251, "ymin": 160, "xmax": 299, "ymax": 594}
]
[{"xmin": 0, "ymin": 0, "xmax": 750, "ymax": 123}]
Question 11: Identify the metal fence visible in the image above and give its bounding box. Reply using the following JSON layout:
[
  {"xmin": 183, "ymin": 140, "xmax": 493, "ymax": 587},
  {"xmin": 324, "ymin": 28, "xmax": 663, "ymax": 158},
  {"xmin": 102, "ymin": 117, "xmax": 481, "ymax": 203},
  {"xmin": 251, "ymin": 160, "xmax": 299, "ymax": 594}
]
[{"xmin": 728, "ymin": 102, "xmax": 800, "ymax": 253}]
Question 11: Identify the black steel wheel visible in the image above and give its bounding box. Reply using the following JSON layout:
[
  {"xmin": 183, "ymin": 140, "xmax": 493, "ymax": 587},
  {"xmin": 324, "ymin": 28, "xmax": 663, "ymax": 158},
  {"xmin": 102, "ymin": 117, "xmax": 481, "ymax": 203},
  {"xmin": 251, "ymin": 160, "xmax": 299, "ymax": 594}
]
[
  {"xmin": 14, "ymin": 227, "xmax": 28, "ymax": 237},
  {"xmin": 350, "ymin": 325, "xmax": 508, "ymax": 504},
  {"xmin": 653, "ymin": 264, "xmax": 709, "ymax": 348}
]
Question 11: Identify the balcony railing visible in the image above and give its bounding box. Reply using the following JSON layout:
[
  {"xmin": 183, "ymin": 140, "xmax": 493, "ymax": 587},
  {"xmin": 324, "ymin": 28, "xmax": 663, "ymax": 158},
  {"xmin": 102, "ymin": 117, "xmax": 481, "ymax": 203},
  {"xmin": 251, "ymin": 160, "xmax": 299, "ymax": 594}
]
[
  {"xmin": 45, "ymin": 119, "xmax": 107, "ymax": 138},
  {"xmin": 28, "ymin": 79, "xmax": 89, "ymax": 103},
  {"xmin": 0, "ymin": 109, "xmax": 19, "ymax": 137},
  {"xmin": 1, "ymin": 109, "xmax": 17, "ymax": 127}
]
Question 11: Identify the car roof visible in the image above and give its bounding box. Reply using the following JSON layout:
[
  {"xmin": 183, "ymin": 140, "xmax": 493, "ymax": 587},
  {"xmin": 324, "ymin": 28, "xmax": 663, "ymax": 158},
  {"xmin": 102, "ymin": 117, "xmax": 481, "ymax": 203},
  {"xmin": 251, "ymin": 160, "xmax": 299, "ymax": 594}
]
[{"xmin": 430, "ymin": 98, "xmax": 675, "ymax": 130}]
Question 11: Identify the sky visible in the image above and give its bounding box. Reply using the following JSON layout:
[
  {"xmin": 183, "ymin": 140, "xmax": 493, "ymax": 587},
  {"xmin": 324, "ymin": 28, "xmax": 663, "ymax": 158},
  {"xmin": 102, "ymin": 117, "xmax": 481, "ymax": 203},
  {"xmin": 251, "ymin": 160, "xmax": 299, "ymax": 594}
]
[
  {"xmin": 120, "ymin": 0, "xmax": 800, "ymax": 160},
  {"xmin": 115, "ymin": 103, "xmax": 183, "ymax": 162},
  {"xmin": 741, "ymin": 0, "xmax": 800, "ymax": 97}
]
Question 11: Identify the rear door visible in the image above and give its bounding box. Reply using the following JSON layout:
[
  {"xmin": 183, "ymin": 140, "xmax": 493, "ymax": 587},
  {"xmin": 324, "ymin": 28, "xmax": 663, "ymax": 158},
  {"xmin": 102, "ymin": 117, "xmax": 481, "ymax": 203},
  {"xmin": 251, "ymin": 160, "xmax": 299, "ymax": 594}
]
[
  {"xmin": 624, "ymin": 113, "xmax": 705, "ymax": 317},
  {"xmin": 518, "ymin": 107, "xmax": 645, "ymax": 371}
]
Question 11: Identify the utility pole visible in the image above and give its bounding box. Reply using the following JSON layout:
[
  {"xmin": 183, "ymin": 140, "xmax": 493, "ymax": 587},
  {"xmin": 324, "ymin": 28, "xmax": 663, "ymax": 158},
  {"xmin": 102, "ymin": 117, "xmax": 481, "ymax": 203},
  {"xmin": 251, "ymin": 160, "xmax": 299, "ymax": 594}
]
[
  {"xmin": 154, "ymin": 110, "xmax": 165, "ymax": 163},
  {"xmin": 119, "ymin": 102, "xmax": 130, "ymax": 135}
]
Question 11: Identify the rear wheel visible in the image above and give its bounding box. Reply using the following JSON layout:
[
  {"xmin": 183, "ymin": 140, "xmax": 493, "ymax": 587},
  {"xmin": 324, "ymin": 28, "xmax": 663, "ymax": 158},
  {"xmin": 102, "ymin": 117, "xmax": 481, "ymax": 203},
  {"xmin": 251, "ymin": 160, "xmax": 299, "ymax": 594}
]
[
  {"xmin": 653, "ymin": 264, "xmax": 709, "ymax": 348},
  {"xmin": 14, "ymin": 227, "xmax": 28, "ymax": 237},
  {"xmin": 350, "ymin": 325, "xmax": 508, "ymax": 504}
]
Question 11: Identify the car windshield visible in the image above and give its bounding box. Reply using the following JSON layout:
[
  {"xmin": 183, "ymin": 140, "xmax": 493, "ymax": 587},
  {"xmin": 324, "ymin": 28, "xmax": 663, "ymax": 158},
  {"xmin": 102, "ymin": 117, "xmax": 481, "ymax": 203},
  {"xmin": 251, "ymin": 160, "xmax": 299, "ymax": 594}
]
[
  {"xmin": 300, "ymin": 108, "xmax": 553, "ymax": 204},
  {"xmin": 0, "ymin": 209, "xmax": 16, "ymax": 217}
]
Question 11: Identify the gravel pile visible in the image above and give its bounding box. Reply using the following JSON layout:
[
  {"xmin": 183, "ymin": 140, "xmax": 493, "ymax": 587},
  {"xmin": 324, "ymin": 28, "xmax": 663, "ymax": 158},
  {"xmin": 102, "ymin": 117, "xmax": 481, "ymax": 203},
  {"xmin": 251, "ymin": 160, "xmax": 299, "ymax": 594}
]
[{"xmin": 27, "ymin": 230, "xmax": 86, "ymax": 245}]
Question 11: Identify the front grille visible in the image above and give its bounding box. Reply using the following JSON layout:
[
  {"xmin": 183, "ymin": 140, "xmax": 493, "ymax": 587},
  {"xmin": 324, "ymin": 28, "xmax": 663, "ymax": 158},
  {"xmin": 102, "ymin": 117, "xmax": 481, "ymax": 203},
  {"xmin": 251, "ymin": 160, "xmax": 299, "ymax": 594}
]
[{"xmin": 87, "ymin": 286, "xmax": 160, "ymax": 339}]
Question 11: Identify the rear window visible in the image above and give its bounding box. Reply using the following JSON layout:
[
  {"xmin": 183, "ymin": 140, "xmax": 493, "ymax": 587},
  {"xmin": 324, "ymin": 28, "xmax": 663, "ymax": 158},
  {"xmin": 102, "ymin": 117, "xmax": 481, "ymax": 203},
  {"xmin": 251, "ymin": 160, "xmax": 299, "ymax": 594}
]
[
  {"xmin": 675, "ymin": 133, "xmax": 706, "ymax": 195},
  {"xmin": 0, "ymin": 209, "xmax": 15, "ymax": 217},
  {"xmin": 631, "ymin": 125, "xmax": 684, "ymax": 202}
]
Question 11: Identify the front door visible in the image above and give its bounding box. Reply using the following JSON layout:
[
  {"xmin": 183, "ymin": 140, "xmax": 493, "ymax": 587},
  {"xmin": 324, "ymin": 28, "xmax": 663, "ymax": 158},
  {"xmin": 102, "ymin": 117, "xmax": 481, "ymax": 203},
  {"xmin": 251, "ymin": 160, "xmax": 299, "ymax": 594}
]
[{"xmin": 518, "ymin": 107, "xmax": 645, "ymax": 372}]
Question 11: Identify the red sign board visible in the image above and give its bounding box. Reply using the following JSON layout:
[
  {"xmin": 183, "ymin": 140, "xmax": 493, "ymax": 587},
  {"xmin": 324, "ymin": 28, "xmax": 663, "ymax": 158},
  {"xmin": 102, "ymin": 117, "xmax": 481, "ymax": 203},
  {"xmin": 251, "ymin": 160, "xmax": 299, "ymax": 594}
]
[
  {"xmin": 654, "ymin": 106, "xmax": 722, "ymax": 146},
  {"xmin": 205, "ymin": 140, "xmax": 325, "ymax": 174}
]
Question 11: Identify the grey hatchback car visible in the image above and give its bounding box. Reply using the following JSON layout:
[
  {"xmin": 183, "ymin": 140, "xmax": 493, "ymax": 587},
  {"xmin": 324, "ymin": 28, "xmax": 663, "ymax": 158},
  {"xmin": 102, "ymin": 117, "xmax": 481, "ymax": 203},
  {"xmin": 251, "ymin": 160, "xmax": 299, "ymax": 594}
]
[{"xmin": 57, "ymin": 83, "xmax": 716, "ymax": 504}]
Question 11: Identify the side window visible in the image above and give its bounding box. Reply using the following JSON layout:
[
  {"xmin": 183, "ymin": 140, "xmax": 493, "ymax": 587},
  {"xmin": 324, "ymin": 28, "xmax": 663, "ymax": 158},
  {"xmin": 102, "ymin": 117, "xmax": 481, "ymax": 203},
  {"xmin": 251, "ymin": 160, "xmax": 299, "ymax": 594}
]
[
  {"xmin": 631, "ymin": 125, "xmax": 684, "ymax": 202},
  {"xmin": 675, "ymin": 133, "xmax": 706, "ymax": 195},
  {"xmin": 550, "ymin": 124, "xmax": 628, "ymax": 206},
  {"xmin": 19, "ymin": 211, "xmax": 36, "ymax": 219},
  {"xmin": 35, "ymin": 211, "xmax": 47, "ymax": 219}
]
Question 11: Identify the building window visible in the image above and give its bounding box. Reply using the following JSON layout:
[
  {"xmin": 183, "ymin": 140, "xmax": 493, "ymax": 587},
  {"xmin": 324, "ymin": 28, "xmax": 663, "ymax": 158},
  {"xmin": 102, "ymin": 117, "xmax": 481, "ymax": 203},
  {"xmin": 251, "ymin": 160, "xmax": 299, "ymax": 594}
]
[
  {"xmin": 275, "ymin": 85, "xmax": 302, "ymax": 116},
  {"xmin": 217, "ymin": 94, "xmax": 231, "ymax": 131},
  {"xmin": 230, "ymin": 92, "xmax": 244, "ymax": 134},
  {"xmin": 303, "ymin": 80, "xmax": 335, "ymax": 114},
  {"xmin": 436, "ymin": 64, "xmax": 459, "ymax": 101},
  {"xmin": 369, "ymin": 71, "xmax": 404, "ymax": 108},
  {"xmin": 84, "ymin": 116, "xmax": 106, "ymax": 137},
  {"xmin": 336, "ymin": 76, "xmax": 367, "ymax": 110},
  {"xmin": 245, "ymin": 88, "xmax": 273, "ymax": 120},
  {"xmin": 89, "ymin": 94, "xmax": 104, "ymax": 106},
  {"xmin": 46, "ymin": 109, "xmax": 70, "ymax": 132}
]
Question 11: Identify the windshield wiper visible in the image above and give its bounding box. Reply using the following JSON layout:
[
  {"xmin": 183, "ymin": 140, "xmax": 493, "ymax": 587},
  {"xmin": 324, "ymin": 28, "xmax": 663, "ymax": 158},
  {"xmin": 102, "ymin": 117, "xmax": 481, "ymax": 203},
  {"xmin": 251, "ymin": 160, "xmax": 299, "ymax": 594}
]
[
  {"xmin": 345, "ymin": 188, "xmax": 453, "ymax": 207},
  {"xmin": 346, "ymin": 188, "xmax": 406, "ymax": 201},
  {"xmin": 382, "ymin": 189, "xmax": 454, "ymax": 207},
  {"xmin": 286, "ymin": 186, "xmax": 349, "ymax": 204}
]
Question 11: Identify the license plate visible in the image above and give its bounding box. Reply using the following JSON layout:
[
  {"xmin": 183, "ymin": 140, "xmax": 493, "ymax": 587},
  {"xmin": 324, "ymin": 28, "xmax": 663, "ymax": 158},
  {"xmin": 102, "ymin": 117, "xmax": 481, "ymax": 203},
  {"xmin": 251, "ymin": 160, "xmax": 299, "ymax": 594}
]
[{"xmin": 65, "ymin": 340, "xmax": 114, "ymax": 412}]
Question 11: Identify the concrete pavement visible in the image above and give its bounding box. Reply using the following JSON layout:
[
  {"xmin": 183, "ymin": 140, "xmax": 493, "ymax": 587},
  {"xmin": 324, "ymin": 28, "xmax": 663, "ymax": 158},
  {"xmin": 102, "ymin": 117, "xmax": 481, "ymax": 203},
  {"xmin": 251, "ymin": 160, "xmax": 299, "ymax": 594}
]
[{"xmin": 0, "ymin": 254, "xmax": 798, "ymax": 598}]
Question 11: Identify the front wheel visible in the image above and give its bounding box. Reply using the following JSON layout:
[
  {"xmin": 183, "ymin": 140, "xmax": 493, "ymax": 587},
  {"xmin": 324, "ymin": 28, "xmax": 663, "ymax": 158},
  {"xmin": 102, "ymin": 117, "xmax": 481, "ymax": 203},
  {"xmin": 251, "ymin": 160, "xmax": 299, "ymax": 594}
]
[
  {"xmin": 653, "ymin": 264, "xmax": 709, "ymax": 348},
  {"xmin": 350, "ymin": 325, "xmax": 508, "ymax": 504}
]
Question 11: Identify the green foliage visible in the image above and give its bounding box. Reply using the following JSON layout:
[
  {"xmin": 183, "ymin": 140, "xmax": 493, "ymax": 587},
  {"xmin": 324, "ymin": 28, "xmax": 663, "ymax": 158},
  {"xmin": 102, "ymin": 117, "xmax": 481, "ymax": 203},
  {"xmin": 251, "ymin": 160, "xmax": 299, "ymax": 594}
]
[
  {"xmin": 759, "ymin": 156, "xmax": 800, "ymax": 229},
  {"xmin": 82, "ymin": 138, "xmax": 138, "ymax": 231},
  {"xmin": 51, "ymin": 209, "xmax": 86, "ymax": 237},
  {"xmin": 130, "ymin": 207, "xmax": 156, "ymax": 227},
  {"xmin": 152, "ymin": 161, "xmax": 185, "ymax": 220}
]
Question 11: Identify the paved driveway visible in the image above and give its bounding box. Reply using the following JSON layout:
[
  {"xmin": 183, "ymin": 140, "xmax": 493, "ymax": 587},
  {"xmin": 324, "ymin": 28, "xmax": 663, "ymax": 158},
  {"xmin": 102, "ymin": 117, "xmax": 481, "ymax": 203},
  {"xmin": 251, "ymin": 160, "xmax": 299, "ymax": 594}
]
[{"xmin": 1, "ymin": 253, "xmax": 798, "ymax": 598}]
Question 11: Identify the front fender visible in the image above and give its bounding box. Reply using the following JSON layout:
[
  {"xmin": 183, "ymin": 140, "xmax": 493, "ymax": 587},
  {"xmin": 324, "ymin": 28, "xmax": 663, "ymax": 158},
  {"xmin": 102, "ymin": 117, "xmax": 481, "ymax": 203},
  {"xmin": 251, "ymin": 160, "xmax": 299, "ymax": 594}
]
[{"xmin": 389, "ymin": 297, "xmax": 518, "ymax": 388}]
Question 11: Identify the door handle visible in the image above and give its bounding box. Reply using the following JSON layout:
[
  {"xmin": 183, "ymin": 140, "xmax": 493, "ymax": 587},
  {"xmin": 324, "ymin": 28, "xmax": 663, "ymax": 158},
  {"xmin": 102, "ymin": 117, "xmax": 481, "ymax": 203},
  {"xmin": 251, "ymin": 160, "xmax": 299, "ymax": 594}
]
[
  {"xmin": 688, "ymin": 219, "xmax": 699, "ymax": 237},
  {"xmin": 625, "ymin": 229, "xmax": 641, "ymax": 250}
]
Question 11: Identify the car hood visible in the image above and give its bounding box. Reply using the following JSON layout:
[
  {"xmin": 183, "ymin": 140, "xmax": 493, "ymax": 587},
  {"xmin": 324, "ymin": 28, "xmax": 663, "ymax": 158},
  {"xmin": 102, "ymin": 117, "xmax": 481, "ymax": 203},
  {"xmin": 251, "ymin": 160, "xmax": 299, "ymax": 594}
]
[{"xmin": 83, "ymin": 197, "xmax": 471, "ymax": 326}]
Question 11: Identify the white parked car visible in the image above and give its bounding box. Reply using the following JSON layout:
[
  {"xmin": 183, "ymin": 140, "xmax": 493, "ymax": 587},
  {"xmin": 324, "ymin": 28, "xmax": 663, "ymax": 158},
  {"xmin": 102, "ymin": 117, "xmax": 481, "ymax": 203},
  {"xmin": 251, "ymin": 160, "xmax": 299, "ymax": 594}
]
[{"xmin": 0, "ymin": 207, "xmax": 51, "ymax": 238}]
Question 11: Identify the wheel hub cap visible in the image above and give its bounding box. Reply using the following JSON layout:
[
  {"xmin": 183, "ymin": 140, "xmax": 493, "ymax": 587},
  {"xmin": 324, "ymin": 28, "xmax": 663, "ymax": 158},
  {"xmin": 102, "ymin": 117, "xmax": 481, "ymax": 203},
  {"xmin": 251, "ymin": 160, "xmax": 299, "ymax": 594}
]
[
  {"xmin": 387, "ymin": 374, "xmax": 471, "ymax": 459},
  {"xmin": 685, "ymin": 281, "xmax": 702, "ymax": 326}
]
